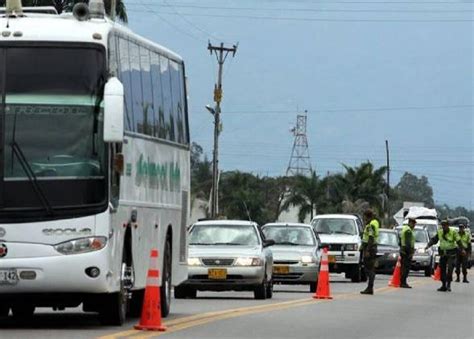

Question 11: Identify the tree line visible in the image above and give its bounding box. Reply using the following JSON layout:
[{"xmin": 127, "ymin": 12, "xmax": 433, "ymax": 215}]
[{"xmin": 191, "ymin": 142, "xmax": 473, "ymax": 226}]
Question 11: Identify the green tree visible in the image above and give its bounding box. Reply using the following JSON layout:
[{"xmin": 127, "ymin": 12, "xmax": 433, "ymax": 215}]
[
  {"xmin": 190, "ymin": 142, "xmax": 212, "ymax": 200},
  {"xmin": 219, "ymin": 171, "xmax": 267, "ymax": 224},
  {"xmin": 282, "ymin": 171, "xmax": 323, "ymax": 223},
  {"xmin": 328, "ymin": 162, "xmax": 387, "ymax": 216},
  {"xmin": 393, "ymin": 172, "xmax": 434, "ymax": 208}
]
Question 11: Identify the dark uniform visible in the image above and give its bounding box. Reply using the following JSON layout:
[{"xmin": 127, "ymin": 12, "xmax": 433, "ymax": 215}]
[
  {"xmin": 400, "ymin": 221, "xmax": 415, "ymax": 288},
  {"xmin": 426, "ymin": 222, "xmax": 464, "ymax": 292},
  {"xmin": 360, "ymin": 211, "xmax": 379, "ymax": 295},
  {"xmin": 455, "ymin": 225, "xmax": 471, "ymax": 283}
]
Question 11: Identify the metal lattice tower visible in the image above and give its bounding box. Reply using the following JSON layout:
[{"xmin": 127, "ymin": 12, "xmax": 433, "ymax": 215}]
[{"xmin": 286, "ymin": 110, "xmax": 312, "ymax": 176}]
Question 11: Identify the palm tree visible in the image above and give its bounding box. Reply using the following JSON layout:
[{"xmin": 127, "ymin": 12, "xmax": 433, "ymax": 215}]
[
  {"xmin": 336, "ymin": 162, "xmax": 387, "ymax": 216},
  {"xmin": 282, "ymin": 171, "xmax": 323, "ymax": 223}
]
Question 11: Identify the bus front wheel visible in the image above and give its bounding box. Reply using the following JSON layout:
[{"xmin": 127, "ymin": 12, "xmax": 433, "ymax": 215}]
[
  {"xmin": 160, "ymin": 239, "xmax": 172, "ymax": 318},
  {"xmin": 99, "ymin": 254, "xmax": 129, "ymax": 325}
]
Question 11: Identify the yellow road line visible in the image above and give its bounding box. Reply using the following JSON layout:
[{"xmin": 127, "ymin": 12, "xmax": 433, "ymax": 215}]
[{"xmin": 100, "ymin": 278, "xmax": 434, "ymax": 339}]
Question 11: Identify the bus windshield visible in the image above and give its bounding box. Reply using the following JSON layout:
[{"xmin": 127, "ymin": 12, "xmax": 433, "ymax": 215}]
[
  {"xmin": 0, "ymin": 44, "xmax": 108, "ymax": 218},
  {"xmin": 2, "ymin": 45, "xmax": 106, "ymax": 179}
]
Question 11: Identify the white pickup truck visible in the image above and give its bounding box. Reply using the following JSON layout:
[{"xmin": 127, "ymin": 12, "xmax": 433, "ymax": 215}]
[{"xmin": 311, "ymin": 214, "xmax": 366, "ymax": 282}]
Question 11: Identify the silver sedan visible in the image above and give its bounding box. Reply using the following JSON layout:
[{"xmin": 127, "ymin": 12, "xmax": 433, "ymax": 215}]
[
  {"xmin": 175, "ymin": 220, "xmax": 274, "ymax": 300},
  {"xmin": 262, "ymin": 223, "xmax": 320, "ymax": 293}
]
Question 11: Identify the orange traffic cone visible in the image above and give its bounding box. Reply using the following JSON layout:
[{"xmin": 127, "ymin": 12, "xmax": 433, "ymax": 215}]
[
  {"xmin": 389, "ymin": 256, "xmax": 401, "ymax": 287},
  {"xmin": 134, "ymin": 249, "xmax": 166, "ymax": 332},
  {"xmin": 432, "ymin": 265, "xmax": 441, "ymax": 281},
  {"xmin": 313, "ymin": 247, "xmax": 332, "ymax": 300}
]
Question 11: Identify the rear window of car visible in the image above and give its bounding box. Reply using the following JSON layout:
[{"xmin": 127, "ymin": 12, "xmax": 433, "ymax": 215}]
[
  {"xmin": 189, "ymin": 225, "xmax": 259, "ymax": 246},
  {"xmin": 378, "ymin": 232, "xmax": 398, "ymax": 247}
]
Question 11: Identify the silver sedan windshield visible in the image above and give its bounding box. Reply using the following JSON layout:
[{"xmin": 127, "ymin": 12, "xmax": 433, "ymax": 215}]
[
  {"xmin": 189, "ymin": 225, "xmax": 259, "ymax": 246},
  {"xmin": 262, "ymin": 227, "xmax": 315, "ymax": 246}
]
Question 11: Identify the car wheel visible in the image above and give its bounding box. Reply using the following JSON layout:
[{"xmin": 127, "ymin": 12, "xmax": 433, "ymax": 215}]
[
  {"xmin": 424, "ymin": 267, "xmax": 432, "ymax": 277},
  {"xmin": 254, "ymin": 275, "xmax": 267, "ymax": 300},
  {"xmin": 310, "ymin": 280, "xmax": 318, "ymax": 293},
  {"xmin": 351, "ymin": 265, "xmax": 362, "ymax": 283},
  {"xmin": 266, "ymin": 278, "xmax": 273, "ymax": 299},
  {"xmin": 0, "ymin": 305, "xmax": 10, "ymax": 317},
  {"xmin": 160, "ymin": 239, "xmax": 172, "ymax": 317},
  {"xmin": 11, "ymin": 304, "xmax": 35, "ymax": 318}
]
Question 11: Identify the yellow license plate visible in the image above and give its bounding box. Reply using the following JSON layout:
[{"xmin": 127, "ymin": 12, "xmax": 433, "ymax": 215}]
[
  {"xmin": 273, "ymin": 265, "xmax": 290, "ymax": 274},
  {"xmin": 328, "ymin": 255, "xmax": 336, "ymax": 263},
  {"xmin": 208, "ymin": 268, "xmax": 227, "ymax": 280}
]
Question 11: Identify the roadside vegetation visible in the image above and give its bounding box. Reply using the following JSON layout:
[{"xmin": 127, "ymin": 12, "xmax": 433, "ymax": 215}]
[{"xmin": 191, "ymin": 142, "xmax": 473, "ymax": 226}]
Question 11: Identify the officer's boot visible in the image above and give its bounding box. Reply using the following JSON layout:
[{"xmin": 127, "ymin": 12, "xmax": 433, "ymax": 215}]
[
  {"xmin": 360, "ymin": 287, "xmax": 373, "ymax": 295},
  {"xmin": 446, "ymin": 281, "xmax": 451, "ymax": 292},
  {"xmin": 463, "ymin": 275, "xmax": 469, "ymax": 283},
  {"xmin": 437, "ymin": 283, "xmax": 447, "ymax": 292},
  {"xmin": 455, "ymin": 274, "xmax": 460, "ymax": 282}
]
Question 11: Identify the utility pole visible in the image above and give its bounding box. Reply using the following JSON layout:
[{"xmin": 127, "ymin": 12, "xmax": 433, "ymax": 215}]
[
  {"xmin": 208, "ymin": 42, "xmax": 238, "ymax": 218},
  {"xmin": 286, "ymin": 110, "xmax": 312, "ymax": 176},
  {"xmin": 110, "ymin": 0, "xmax": 116, "ymax": 21},
  {"xmin": 385, "ymin": 139, "xmax": 391, "ymax": 224}
]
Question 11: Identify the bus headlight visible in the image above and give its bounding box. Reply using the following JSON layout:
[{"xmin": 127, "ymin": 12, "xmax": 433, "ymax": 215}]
[{"xmin": 54, "ymin": 236, "xmax": 107, "ymax": 255}]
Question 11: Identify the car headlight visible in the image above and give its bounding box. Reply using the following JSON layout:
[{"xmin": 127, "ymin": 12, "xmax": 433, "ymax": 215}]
[
  {"xmin": 234, "ymin": 257, "xmax": 263, "ymax": 266},
  {"xmin": 301, "ymin": 255, "xmax": 315, "ymax": 264},
  {"xmin": 187, "ymin": 257, "xmax": 202, "ymax": 266},
  {"xmin": 389, "ymin": 253, "xmax": 398, "ymax": 259},
  {"xmin": 416, "ymin": 248, "xmax": 426, "ymax": 254},
  {"xmin": 345, "ymin": 244, "xmax": 359, "ymax": 251},
  {"xmin": 54, "ymin": 236, "xmax": 107, "ymax": 255}
]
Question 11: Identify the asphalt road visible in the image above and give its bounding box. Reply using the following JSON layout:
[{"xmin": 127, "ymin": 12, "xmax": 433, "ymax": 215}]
[{"xmin": 1, "ymin": 271, "xmax": 472, "ymax": 339}]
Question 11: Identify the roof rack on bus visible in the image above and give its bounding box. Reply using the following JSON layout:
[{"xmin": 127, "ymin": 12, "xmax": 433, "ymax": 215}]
[{"xmin": 0, "ymin": 6, "xmax": 58, "ymax": 15}]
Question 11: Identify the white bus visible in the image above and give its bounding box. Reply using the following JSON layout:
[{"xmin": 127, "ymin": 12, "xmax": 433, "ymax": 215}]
[{"xmin": 0, "ymin": 1, "xmax": 190, "ymax": 325}]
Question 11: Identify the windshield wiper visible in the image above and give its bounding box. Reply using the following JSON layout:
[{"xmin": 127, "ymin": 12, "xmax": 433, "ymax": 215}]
[
  {"xmin": 189, "ymin": 242, "xmax": 214, "ymax": 245},
  {"xmin": 276, "ymin": 241, "xmax": 299, "ymax": 246},
  {"xmin": 212, "ymin": 242, "xmax": 245, "ymax": 246},
  {"xmin": 10, "ymin": 142, "xmax": 54, "ymax": 216},
  {"xmin": 334, "ymin": 231, "xmax": 354, "ymax": 235}
]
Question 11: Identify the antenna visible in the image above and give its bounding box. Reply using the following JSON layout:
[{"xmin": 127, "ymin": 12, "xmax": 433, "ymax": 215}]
[{"xmin": 286, "ymin": 110, "xmax": 312, "ymax": 176}]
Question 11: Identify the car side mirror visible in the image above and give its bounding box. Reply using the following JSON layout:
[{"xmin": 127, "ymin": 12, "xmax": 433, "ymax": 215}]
[
  {"xmin": 103, "ymin": 77, "xmax": 124, "ymax": 143},
  {"xmin": 263, "ymin": 239, "xmax": 275, "ymax": 248}
]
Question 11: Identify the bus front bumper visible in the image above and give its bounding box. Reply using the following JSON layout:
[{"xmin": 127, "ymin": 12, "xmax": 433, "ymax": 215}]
[{"xmin": 0, "ymin": 249, "xmax": 114, "ymax": 295}]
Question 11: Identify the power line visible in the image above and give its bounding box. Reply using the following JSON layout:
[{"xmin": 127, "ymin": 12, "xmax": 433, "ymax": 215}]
[
  {"xmin": 126, "ymin": 10, "xmax": 474, "ymax": 22},
  {"xmin": 127, "ymin": 3, "xmax": 474, "ymax": 13},
  {"xmin": 161, "ymin": 0, "xmax": 227, "ymax": 43},
  {"xmin": 192, "ymin": 104, "xmax": 473, "ymax": 115},
  {"xmin": 133, "ymin": 0, "xmax": 207, "ymax": 43}
]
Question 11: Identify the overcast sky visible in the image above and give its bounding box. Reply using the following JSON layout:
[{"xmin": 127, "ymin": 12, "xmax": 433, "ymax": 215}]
[{"xmin": 126, "ymin": 0, "xmax": 473, "ymax": 209}]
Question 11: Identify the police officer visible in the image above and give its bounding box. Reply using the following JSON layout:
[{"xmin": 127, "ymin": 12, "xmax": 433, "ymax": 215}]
[
  {"xmin": 455, "ymin": 223, "xmax": 471, "ymax": 283},
  {"xmin": 360, "ymin": 209, "xmax": 379, "ymax": 295},
  {"xmin": 400, "ymin": 217, "xmax": 416, "ymax": 288},
  {"xmin": 426, "ymin": 220, "xmax": 464, "ymax": 292}
]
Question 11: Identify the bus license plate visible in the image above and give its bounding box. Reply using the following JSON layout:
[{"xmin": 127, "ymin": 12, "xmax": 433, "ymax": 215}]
[
  {"xmin": 273, "ymin": 265, "xmax": 290, "ymax": 274},
  {"xmin": 0, "ymin": 269, "xmax": 18, "ymax": 285},
  {"xmin": 208, "ymin": 269, "xmax": 227, "ymax": 280}
]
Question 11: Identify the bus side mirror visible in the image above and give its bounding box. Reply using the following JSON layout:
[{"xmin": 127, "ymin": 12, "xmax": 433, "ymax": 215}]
[{"xmin": 104, "ymin": 77, "xmax": 124, "ymax": 143}]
